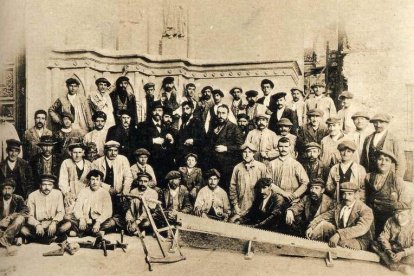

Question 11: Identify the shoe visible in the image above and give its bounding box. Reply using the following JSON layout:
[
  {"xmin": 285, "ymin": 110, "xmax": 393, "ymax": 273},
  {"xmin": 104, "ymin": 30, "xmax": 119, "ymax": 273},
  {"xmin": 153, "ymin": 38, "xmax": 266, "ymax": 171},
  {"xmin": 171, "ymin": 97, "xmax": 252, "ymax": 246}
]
[{"xmin": 14, "ymin": 238, "xmax": 22, "ymax": 246}]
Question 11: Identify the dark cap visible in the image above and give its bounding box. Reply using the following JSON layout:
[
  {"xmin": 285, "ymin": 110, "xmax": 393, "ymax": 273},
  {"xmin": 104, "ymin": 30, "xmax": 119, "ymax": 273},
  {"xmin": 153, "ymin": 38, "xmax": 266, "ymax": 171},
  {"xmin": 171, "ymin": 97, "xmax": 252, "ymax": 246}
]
[
  {"xmin": 143, "ymin": 82, "xmax": 155, "ymax": 91},
  {"xmin": 66, "ymin": 78, "xmax": 80, "ymax": 86},
  {"xmin": 326, "ymin": 116, "xmax": 342, "ymax": 125},
  {"xmin": 245, "ymin": 90, "xmax": 259, "ymax": 97},
  {"xmin": 134, "ymin": 148, "xmax": 151, "ymax": 157},
  {"xmin": 377, "ymin": 149, "xmax": 397, "ymax": 164},
  {"xmin": 205, "ymin": 168, "xmax": 221, "ymax": 179},
  {"xmin": 201, "ymin": 86, "xmax": 213, "ymax": 93},
  {"xmin": 237, "ymin": 113, "xmax": 250, "ymax": 121},
  {"xmin": 40, "ymin": 174, "xmax": 58, "ymax": 183},
  {"xmin": 276, "ymin": 118, "xmax": 293, "ymax": 127},
  {"xmin": 38, "ymin": 135, "xmax": 57, "ymax": 146},
  {"xmin": 271, "ymin": 92, "xmax": 287, "ymax": 101},
  {"xmin": 119, "ymin": 109, "xmax": 132, "ymax": 117},
  {"xmin": 370, "ymin": 113, "xmax": 391, "ymax": 123},
  {"xmin": 340, "ymin": 181, "xmax": 359, "ymax": 192},
  {"xmin": 61, "ymin": 112, "xmax": 74, "ymax": 123},
  {"xmin": 1, "ymin": 178, "xmax": 16, "ymax": 189},
  {"xmin": 137, "ymin": 172, "xmax": 152, "ymax": 181},
  {"xmin": 151, "ymin": 101, "xmax": 164, "ymax": 110},
  {"xmin": 309, "ymin": 178, "xmax": 326, "ymax": 188},
  {"xmin": 85, "ymin": 142, "xmax": 97, "ymax": 152},
  {"xmin": 162, "ymin": 76, "xmax": 175, "ymax": 85},
  {"xmin": 181, "ymin": 100, "xmax": 194, "ymax": 109},
  {"xmin": 338, "ymin": 91, "xmax": 354, "ymax": 100},
  {"xmin": 185, "ymin": 153, "xmax": 198, "ymax": 161},
  {"xmin": 305, "ymin": 142, "xmax": 321, "ymax": 151},
  {"xmin": 6, "ymin": 139, "xmax": 22, "ymax": 150},
  {"xmin": 92, "ymin": 111, "xmax": 107, "ymax": 121},
  {"xmin": 351, "ymin": 111, "xmax": 370, "ymax": 120},
  {"xmin": 256, "ymin": 178, "xmax": 272, "ymax": 189},
  {"xmin": 337, "ymin": 140, "xmax": 357, "ymax": 152},
  {"xmin": 212, "ymin": 89, "xmax": 224, "ymax": 97},
  {"xmin": 95, "ymin": 78, "xmax": 111, "ymax": 86},
  {"xmin": 163, "ymin": 106, "xmax": 173, "ymax": 116},
  {"xmin": 86, "ymin": 169, "xmax": 104, "ymax": 180},
  {"xmin": 307, "ymin": 108, "xmax": 324, "ymax": 117},
  {"xmin": 165, "ymin": 170, "xmax": 182, "ymax": 181},
  {"xmin": 261, "ymin": 79, "xmax": 274, "ymax": 88},
  {"xmin": 116, "ymin": 76, "xmax": 129, "ymax": 85}
]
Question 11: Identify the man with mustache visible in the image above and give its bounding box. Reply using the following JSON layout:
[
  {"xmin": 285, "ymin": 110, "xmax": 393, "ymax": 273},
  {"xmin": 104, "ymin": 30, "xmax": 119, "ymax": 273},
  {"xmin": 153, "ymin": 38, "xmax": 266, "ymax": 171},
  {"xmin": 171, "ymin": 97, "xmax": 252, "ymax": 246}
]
[
  {"xmin": 230, "ymin": 87, "xmax": 246, "ymax": 118},
  {"xmin": 204, "ymin": 89, "xmax": 236, "ymax": 132},
  {"xmin": 158, "ymin": 77, "xmax": 180, "ymax": 116},
  {"xmin": 84, "ymin": 111, "xmax": 108, "ymax": 158},
  {"xmin": 267, "ymin": 137, "xmax": 309, "ymax": 206},
  {"xmin": 268, "ymin": 92, "xmax": 298, "ymax": 135},
  {"xmin": 22, "ymin": 174, "xmax": 69, "ymax": 243},
  {"xmin": 275, "ymin": 118, "xmax": 297, "ymax": 158},
  {"xmin": 289, "ymin": 87, "xmax": 307, "ymax": 127},
  {"xmin": 89, "ymin": 78, "xmax": 116, "ymax": 129},
  {"xmin": 302, "ymin": 142, "xmax": 329, "ymax": 182},
  {"xmin": 30, "ymin": 136, "xmax": 61, "ymax": 186},
  {"xmin": 245, "ymin": 90, "xmax": 264, "ymax": 129},
  {"xmin": 306, "ymin": 181, "xmax": 374, "ymax": 250},
  {"xmin": 348, "ymin": 111, "xmax": 374, "ymax": 164},
  {"xmin": 244, "ymin": 112, "xmax": 279, "ymax": 164},
  {"xmin": 0, "ymin": 139, "xmax": 33, "ymax": 199},
  {"xmin": 23, "ymin": 110, "xmax": 53, "ymax": 160},
  {"xmin": 0, "ymin": 178, "xmax": 29, "ymax": 251},
  {"xmin": 361, "ymin": 113, "xmax": 406, "ymax": 177},
  {"xmin": 305, "ymin": 83, "xmax": 336, "ymax": 123},
  {"xmin": 286, "ymin": 178, "xmax": 333, "ymax": 236},
  {"xmin": 337, "ymin": 91, "xmax": 357, "ymax": 134},
  {"xmin": 236, "ymin": 113, "xmax": 250, "ymax": 140},
  {"xmin": 199, "ymin": 86, "xmax": 214, "ymax": 124},
  {"xmin": 110, "ymin": 76, "xmax": 138, "ymax": 126},
  {"xmin": 182, "ymin": 83, "xmax": 202, "ymax": 120},
  {"xmin": 257, "ymin": 79, "xmax": 275, "ymax": 109}
]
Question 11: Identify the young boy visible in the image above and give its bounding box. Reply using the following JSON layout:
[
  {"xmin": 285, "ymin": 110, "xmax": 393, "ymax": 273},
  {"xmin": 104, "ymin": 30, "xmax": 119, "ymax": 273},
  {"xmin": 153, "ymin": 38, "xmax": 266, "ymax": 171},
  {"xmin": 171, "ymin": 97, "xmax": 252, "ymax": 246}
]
[
  {"xmin": 179, "ymin": 153, "xmax": 203, "ymax": 202},
  {"xmin": 130, "ymin": 148, "xmax": 157, "ymax": 188}
]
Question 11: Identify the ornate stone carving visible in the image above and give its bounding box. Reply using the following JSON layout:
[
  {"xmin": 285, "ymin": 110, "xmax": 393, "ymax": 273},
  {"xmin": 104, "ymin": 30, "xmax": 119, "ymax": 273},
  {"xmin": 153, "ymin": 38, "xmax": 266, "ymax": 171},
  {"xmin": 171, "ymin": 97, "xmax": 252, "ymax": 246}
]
[
  {"xmin": 163, "ymin": 0, "xmax": 186, "ymax": 39},
  {"xmin": 0, "ymin": 69, "xmax": 14, "ymax": 98}
]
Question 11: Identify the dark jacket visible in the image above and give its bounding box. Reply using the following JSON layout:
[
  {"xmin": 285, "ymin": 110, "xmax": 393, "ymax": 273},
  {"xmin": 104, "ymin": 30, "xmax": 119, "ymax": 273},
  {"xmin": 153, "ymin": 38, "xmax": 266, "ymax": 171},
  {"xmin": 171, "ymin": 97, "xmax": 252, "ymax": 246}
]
[
  {"xmin": 177, "ymin": 116, "xmax": 205, "ymax": 163},
  {"xmin": 0, "ymin": 194, "xmax": 30, "ymax": 220},
  {"xmin": 106, "ymin": 124, "xmax": 140, "ymax": 162},
  {"xmin": 268, "ymin": 107, "xmax": 298, "ymax": 135},
  {"xmin": 30, "ymin": 154, "xmax": 61, "ymax": 188},
  {"xmin": 109, "ymin": 91, "xmax": 138, "ymax": 126},
  {"xmin": 0, "ymin": 158, "xmax": 34, "ymax": 199},
  {"xmin": 288, "ymin": 194, "xmax": 334, "ymax": 225},
  {"xmin": 158, "ymin": 185, "xmax": 193, "ymax": 213}
]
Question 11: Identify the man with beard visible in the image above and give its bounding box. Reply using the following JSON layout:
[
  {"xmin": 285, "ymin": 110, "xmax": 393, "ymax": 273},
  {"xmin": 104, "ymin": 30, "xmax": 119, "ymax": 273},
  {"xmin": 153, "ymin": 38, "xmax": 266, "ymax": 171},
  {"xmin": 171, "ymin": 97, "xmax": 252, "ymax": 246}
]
[
  {"xmin": 85, "ymin": 142, "xmax": 99, "ymax": 162},
  {"xmin": 106, "ymin": 110, "xmax": 139, "ymax": 163},
  {"xmin": 267, "ymin": 137, "xmax": 309, "ymax": 206},
  {"xmin": 30, "ymin": 136, "xmax": 60, "ymax": 186},
  {"xmin": 289, "ymin": 87, "xmax": 307, "ymax": 127},
  {"xmin": 0, "ymin": 178, "xmax": 29, "ymax": 250},
  {"xmin": 142, "ymin": 82, "xmax": 156, "ymax": 122},
  {"xmin": 286, "ymin": 178, "xmax": 333, "ymax": 236},
  {"xmin": 53, "ymin": 112, "xmax": 85, "ymax": 159},
  {"xmin": 257, "ymin": 79, "xmax": 275, "ymax": 110},
  {"xmin": 22, "ymin": 174, "xmax": 69, "ymax": 244},
  {"xmin": 23, "ymin": 110, "xmax": 53, "ymax": 160},
  {"xmin": 268, "ymin": 92, "xmax": 298, "ymax": 135},
  {"xmin": 305, "ymin": 83, "xmax": 336, "ymax": 123},
  {"xmin": 158, "ymin": 77, "xmax": 180, "ymax": 115},
  {"xmin": 230, "ymin": 87, "xmax": 246, "ymax": 118},
  {"xmin": 275, "ymin": 118, "xmax": 297, "ymax": 158},
  {"xmin": 306, "ymin": 181, "xmax": 374, "ymax": 250},
  {"xmin": 296, "ymin": 108, "xmax": 329, "ymax": 162},
  {"xmin": 199, "ymin": 86, "xmax": 214, "ymax": 124},
  {"xmin": 326, "ymin": 141, "xmax": 366, "ymax": 203},
  {"xmin": 245, "ymin": 90, "xmax": 263, "ymax": 129},
  {"xmin": 204, "ymin": 89, "xmax": 236, "ymax": 132},
  {"xmin": 302, "ymin": 142, "xmax": 329, "ymax": 182},
  {"xmin": 229, "ymin": 143, "xmax": 268, "ymax": 222},
  {"xmin": 236, "ymin": 113, "xmax": 250, "ymax": 140},
  {"xmin": 182, "ymin": 83, "xmax": 202, "ymax": 120},
  {"xmin": 49, "ymin": 78, "xmax": 93, "ymax": 132},
  {"xmin": 361, "ymin": 113, "xmax": 406, "ymax": 177},
  {"xmin": 0, "ymin": 139, "xmax": 33, "ymax": 199},
  {"xmin": 349, "ymin": 111, "xmax": 374, "ymax": 164},
  {"xmin": 110, "ymin": 76, "xmax": 138, "ymax": 126},
  {"xmin": 245, "ymin": 112, "xmax": 279, "ymax": 164},
  {"xmin": 84, "ymin": 111, "xmax": 108, "ymax": 157},
  {"xmin": 176, "ymin": 101, "xmax": 205, "ymax": 166},
  {"xmin": 161, "ymin": 107, "xmax": 178, "ymax": 172},
  {"xmin": 239, "ymin": 177, "xmax": 286, "ymax": 231},
  {"xmin": 337, "ymin": 91, "xmax": 357, "ymax": 134},
  {"xmin": 88, "ymin": 77, "xmax": 116, "ymax": 129},
  {"xmin": 205, "ymin": 105, "xmax": 243, "ymax": 191},
  {"xmin": 93, "ymin": 141, "xmax": 132, "ymax": 232}
]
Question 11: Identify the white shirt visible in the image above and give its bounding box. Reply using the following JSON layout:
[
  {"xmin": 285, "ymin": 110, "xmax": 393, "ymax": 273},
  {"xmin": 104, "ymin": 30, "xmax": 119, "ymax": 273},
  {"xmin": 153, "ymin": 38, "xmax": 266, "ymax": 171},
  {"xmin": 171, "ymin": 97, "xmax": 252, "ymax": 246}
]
[
  {"xmin": 7, "ymin": 160, "xmax": 16, "ymax": 171},
  {"xmin": 105, "ymin": 157, "xmax": 113, "ymax": 168},
  {"xmin": 372, "ymin": 130, "xmax": 387, "ymax": 147},
  {"xmin": 2, "ymin": 198, "xmax": 11, "ymax": 217},
  {"xmin": 67, "ymin": 94, "xmax": 77, "ymax": 106},
  {"xmin": 263, "ymin": 95, "xmax": 271, "ymax": 107},
  {"xmin": 75, "ymin": 160, "xmax": 84, "ymax": 170},
  {"xmin": 276, "ymin": 107, "xmax": 286, "ymax": 120},
  {"xmin": 35, "ymin": 128, "xmax": 44, "ymax": 138},
  {"xmin": 261, "ymin": 194, "xmax": 271, "ymax": 211},
  {"xmin": 339, "ymin": 161, "xmax": 353, "ymax": 173},
  {"xmin": 339, "ymin": 200, "xmax": 356, "ymax": 227}
]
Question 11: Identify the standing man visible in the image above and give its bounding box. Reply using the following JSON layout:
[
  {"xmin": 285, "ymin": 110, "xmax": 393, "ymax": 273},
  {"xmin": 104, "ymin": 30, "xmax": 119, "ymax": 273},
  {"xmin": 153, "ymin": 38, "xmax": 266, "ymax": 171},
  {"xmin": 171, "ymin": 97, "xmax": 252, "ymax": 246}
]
[
  {"xmin": 257, "ymin": 79, "xmax": 275, "ymax": 110},
  {"xmin": 302, "ymin": 142, "xmax": 329, "ymax": 182},
  {"xmin": 236, "ymin": 113, "xmax": 251, "ymax": 140},
  {"xmin": 88, "ymin": 77, "xmax": 116, "ymax": 129},
  {"xmin": 0, "ymin": 114, "xmax": 21, "ymax": 162},
  {"xmin": 0, "ymin": 178, "xmax": 29, "ymax": 249},
  {"xmin": 142, "ymin": 82, "xmax": 156, "ymax": 122},
  {"xmin": 199, "ymin": 86, "xmax": 214, "ymax": 124},
  {"xmin": 337, "ymin": 91, "xmax": 357, "ymax": 134},
  {"xmin": 158, "ymin": 76, "xmax": 180, "ymax": 115},
  {"xmin": 205, "ymin": 105, "xmax": 243, "ymax": 191},
  {"xmin": 289, "ymin": 87, "xmax": 307, "ymax": 127},
  {"xmin": 205, "ymin": 89, "xmax": 225, "ymax": 132},
  {"xmin": 30, "ymin": 136, "xmax": 60, "ymax": 186},
  {"xmin": 183, "ymin": 83, "xmax": 202, "ymax": 120},
  {"xmin": 361, "ymin": 113, "xmax": 406, "ymax": 177},
  {"xmin": 0, "ymin": 139, "xmax": 33, "ymax": 199},
  {"xmin": 245, "ymin": 90, "xmax": 263, "ymax": 129},
  {"xmin": 230, "ymin": 87, "xmax": 246, "ymax": 118},
  {"xmin": 49, "ymin": 78, "xmax": 93, "ymax": 132},
  {"xmin": 229, "ymin": 143, "xmax": 268, "ymax": 222},
  {"xmin": 83, "ymin": 111, "xmax": 108, "ymax": 158},
  {"xmin": 53, "ymin": 112, "xmax": 85, "ymax": 159},
  {"xmin": 349, "ymin": 111, "xmax": 374, "ymax": 164},
  {"xmin": 268, "ymin": 92, "xmax": 298, "ymax": 135},
  {"xmin": 23, "ymin": 110, "xmax": 53, "ymax": 160},
  {"xmin": 110, "ymin": 76, "xmax": 138, "ymax": 126},
  {"xmin": 305, "ymin": 83, "xmax": 336, "ymax": 122}
]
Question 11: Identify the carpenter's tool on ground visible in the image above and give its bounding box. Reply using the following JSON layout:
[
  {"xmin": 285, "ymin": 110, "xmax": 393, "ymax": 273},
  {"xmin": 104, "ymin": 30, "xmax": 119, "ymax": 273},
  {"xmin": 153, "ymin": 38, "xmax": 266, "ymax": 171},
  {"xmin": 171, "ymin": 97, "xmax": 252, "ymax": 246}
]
[
  {"xmin": 43, "ymin": 240, "xmax": 79, "ymax": 256},
  {"xmin": 177, "ymin": 212, "xmax": 380, "ymax": 267},
  {"xmin": 122, "ymin": 194, "xmax": 186, "ymax": 271},
  {"xmin": 76, "ymin": 232, "xmax": 126, "ymax": 256},
  {"xmin": 116, "ymin": 230, "xmax": 127, "ymax": 253}
]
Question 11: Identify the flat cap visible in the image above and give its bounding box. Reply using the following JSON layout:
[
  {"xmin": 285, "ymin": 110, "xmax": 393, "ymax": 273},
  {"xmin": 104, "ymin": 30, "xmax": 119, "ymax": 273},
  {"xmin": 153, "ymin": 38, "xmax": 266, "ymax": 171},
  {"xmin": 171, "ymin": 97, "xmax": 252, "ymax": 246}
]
[
  {"xmin": 307, "ymin": 108, "xmax": 324, "ymax": 117},
  {"xmin": 162, "ymin": 76, "xmax": 175, "ymax": 85},
  {"xmin": 311, "ymin": 83, "xmax": 325, "ymax": 89},
  {"xmin": 66, "ymin": 78, "xmax": 80, "ymax": 86},
  {"xmin": 290, "ymin": 87, "xmax": 305, "ymax": 97},
  {"xmin": 256, "ymin": 178, "xmax": 273, "ymax": 188},
  {"xmin": 185, "ymin": 153, "xmax": 198, "ymax": 161},
  {"xmin": 305, "ymin": 142, "xmax": 321, "ymax": 151},
  {"xmin": 104, "ymin": 140, "xmax": 120, "ymax": 149},
  {"xmin": 1, "ymin": 178, "xmax": 16, "ymax": 188},
  {"xmin": 92, "ymin": 111, "xmax": 107, "ymax": 121},
  {"xmin": 137, "ymin": 172, "xmax": 152, "ymax": 180},
  {"xmin": 143, "ymin": 82, "xmax": 155, "ymax": 91},
  {"xmin": 38, "ymin": 135, "xmax": 57, "ymax": 146},
  {"xmin": 337, "ymin": 140, "xmax": 357, "ymax": 152},
  {"xmin": 237, "ymin": 113, "xmax": 250, "ymax": 121},
  {"xmin": 61, "ymin": 112, "xmax": 74, "ymax": 123},
  {"xmin": 86, "ymin": 169, "xmax": 104, "ymax": 180},
  {"xmin": 205, "ymin": 168, "xmax": 221, "ymax": 179},
  {"xmin": 95, "ymin": 77, "xmax": 111, "ymax": 86},
  {"xmin": 377, "ymin": 149, "xmax": 398, "ymax": 164},
  {"xmin": 326, "ymin": 116, "xmax": 342, "ymax": 125},
  {"xmin": 116, "ymin": 76, "xmax": 129, "ymax": 84},
  {"xmin": 212, "ymin": 89, "xmax": 224, "ymax": 97},
  {"xmin": 340, "ymin": 181, "xmax": 359, "ymax": 192},
  {"xmin": 261, "ymin": 79, "xmax": 274, "ymax": 88},
  {"xmin": 255, "ymin": 112, "xmax": 270, "ymax": 120},
  {"xmin": 165, "ymin": 170, "xmax": 182, "ymax": 180},
  {"xmin": 276, "ymin": 118, "xmax": 293, "ymax": 127},
  {"xmin": 370, "ymin": 113, "xmax": 391, "ymax": 123},
  {"xmin": 309, "ymin": 178, "xmax": 325, "ymax": 188},
  {"xmin": 6, "ymin": 139, "xmax": 22, "ymax": 150},
  {"xmin": 338, "ymin": 91, "xmax": 354, "ymax": 100},
  {"xmin": 271, "ymin": 92, "xmax": 287, "ymax": 101},
  {"xmin": 240, "ymin": 143, "xmax": 257, "ymax": 152},
  {"xmin": 134, "ymin": 148, "xmax": 151, "ymax": 156},
  {"xmin": 40, "ymin": 174, "xmax": 58, "ymax": 183},
  {"xmin": 351, "ymin": 111, "xmax": 370, "ymax": 120},
  {"xmin": 68, "ymin": 143, "xmax": 86, "ymax": 151},
  {"xmin": 245, "ymin": 90, "xmax": 259, "ymax": 97},
  {"xmin": 230, "ymin": 87, "xmax": 243, "ymax": 95}
]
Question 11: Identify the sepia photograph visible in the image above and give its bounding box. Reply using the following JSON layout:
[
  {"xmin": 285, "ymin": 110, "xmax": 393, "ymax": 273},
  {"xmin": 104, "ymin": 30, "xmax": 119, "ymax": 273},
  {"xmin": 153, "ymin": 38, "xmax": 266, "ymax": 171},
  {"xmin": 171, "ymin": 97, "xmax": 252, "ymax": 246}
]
[{"xmin": 1, "ymin": 0, "xmax": 414, "ymax": 275}]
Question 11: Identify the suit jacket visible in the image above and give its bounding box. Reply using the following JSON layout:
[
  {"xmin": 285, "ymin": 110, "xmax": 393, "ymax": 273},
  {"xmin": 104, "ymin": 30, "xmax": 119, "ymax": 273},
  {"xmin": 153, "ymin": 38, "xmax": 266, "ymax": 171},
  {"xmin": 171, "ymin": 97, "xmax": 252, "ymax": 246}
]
[
  {"xmin": 361, "ymin": 131, "xmax": 406, "ymax": 178},
  {"xmin": 109, "ymin": 91, "xmax": 139, "ymax": 126},
  {"xmin": 177, "ymin": 116, "xmax": 205, "ymax": 161},
  {"xmin": 268, "ymin": 107, "xmax": 298, "ymax": 135},
  {"xmin": 0, "ymin": 194, "xmax": 29, "ymax": 220},
  {"xmin": 309, "ymin": 199, "xmax": 374, "ymax": 242},
  {"xmin": 179, "ymin": 167, "xmax": 203, "ymax": 192},
  {"xmin": 297, "ymin": 123, "xmax": 329, "ymax": 151},
  {"xmin": 106, "ymin": 124, "xmax": 140, "ymax": 162},
  {"xmin": 0, "ymin": 158, "xmax": 34, "ymax": 199},
  {"xmin": 23, "ymin": 127, "xmax": 53, "ymax": 160},
  {"xmin": 92, "ymin": 155, "xmax": 132, "ymax": 194},
  {"xmin": 30, "ymin": 154, "xmax": 61, "ymax": 186},
  {"xmin": 288, "ymin": 194, "xmax": 333, "ymax": 224},
  {"xmin": 158, "ymin": 185, "xmax": 193, "ymax": 213}
]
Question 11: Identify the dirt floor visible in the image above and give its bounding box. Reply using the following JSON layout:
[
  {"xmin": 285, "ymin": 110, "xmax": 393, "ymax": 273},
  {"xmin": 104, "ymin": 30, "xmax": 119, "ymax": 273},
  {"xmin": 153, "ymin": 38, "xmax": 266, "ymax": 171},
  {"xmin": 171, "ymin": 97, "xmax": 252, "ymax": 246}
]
[{"xmin": 0, "ymin": 233, "xmax": 402, "ymax": 276}]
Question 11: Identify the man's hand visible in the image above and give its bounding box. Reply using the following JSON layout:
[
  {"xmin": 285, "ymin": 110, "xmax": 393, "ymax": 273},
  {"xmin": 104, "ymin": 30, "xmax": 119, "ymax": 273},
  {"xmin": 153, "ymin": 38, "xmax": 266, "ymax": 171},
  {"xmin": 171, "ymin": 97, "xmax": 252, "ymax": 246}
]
[
  {"xmin": 127, "ymin": 221, "xmax": 137, "ymax": 233},
  {"xmin": 92, "ymin": 222, "xmax": 101, "ymax": 234},
  {"xmin": 328, "ymin": 233, "xmax": 340, "ymax": 248},
  {"xmin": 64, "ymin": 194, "xmax": 74, "ymax": 207},
  {"xmin": 194, "ymin": 207, "xmax": 203, "ymax": 217},
  {"xmin": 215, "ymin": 145, "xmax": 228, "ymax": 153},
  {"xmin": 0, "ymin": 217, "xmax": 10, "ymax": 228},
  {"xmin": 287, "ymin": 193, "xmax": 296, "ymax": 202},
  {"xmin": 47, "ymin": 221, "xmax": 57, "ymax": 237},
  {"xmin": 165, "ymin": 134, "xmax": 174, "ymax": 144},
  {"xmin": 79, "ymin": 219, "xmax": 87, "ymax": 231},
  {"xmin": 260, "ymin": 151, "xmax": 268, "ymax": 159},
  {"xmin": 184, "ymin": 139, "xmax": 194, "ymax": 146},
  {"xmin": 153, "ymin": 137, "xmax": 165, "ymax": 145},
  {"xmin": 233, "ymin": 205, "xmax": 241, "ymax": 216},
  {"xmin": 36, "ymin": 224, "xmax": 45, "ymax": 236},
  {"xmin": 109, "ymin": 187, "xmax": 116, "ymax": 195},
  {"xmin": 392, "ymin": 251, "xmax": 406, "ymax": 262},
  {"xmin": 167, "ymin": 210, "xmax": 177, "ymax": 221},
  {"xmin": 285, "ymin": 210, "xmax": 295, "ymax": 225},
  {"xmin": 305, "ymin": 227, "xmax": 313, "ymax": 239}
]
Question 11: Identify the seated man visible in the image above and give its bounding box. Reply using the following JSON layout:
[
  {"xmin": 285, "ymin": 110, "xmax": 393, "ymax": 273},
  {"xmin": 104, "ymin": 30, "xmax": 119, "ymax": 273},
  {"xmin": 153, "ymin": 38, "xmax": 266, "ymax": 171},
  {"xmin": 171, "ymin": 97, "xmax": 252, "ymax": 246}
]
[
  {"xmin": 285, "ymin": 178, "xmax": 334, "ymax": 236},
  {"xmin": 22, "ymin": 174, "xmax": 69, "ymax": 244},
  {"xmin": 194, "ymin": 169, "xmax": 231, "ymax": 221},
  {"xmin": 372, "ymin": 202, "xmax": 414, "ymax": 274},
  {"xmin": 302, "ymin": 142, "xmax": 329, "ymax": 182},
  {"xmin": 125, "ymin": 172, "xmax": 158, "ymax": 235},
  {"xmin": 239, "ymin": 178, "xmax": 285, "ymax": 231},
  {"xmin": 130, "ymin": 148, "xmax": 157, "ymax": 188},
  {"xmin": 306, "ymin": 182, "xmax": 374, "ymax": 250},
  {"xmin": 157, "ymin": 171, "xmax": 192, "ymax": 224},
  {"xmin": 0, "ymin": 179, "xmax": 29, "ymax": 250},
  {"xmin": 53, "ymin": 112, "xmax": 85, "ymax": 160},
  {"xmin": 71, "ymin": 170, "xmax": 112, "ymax": 237}
]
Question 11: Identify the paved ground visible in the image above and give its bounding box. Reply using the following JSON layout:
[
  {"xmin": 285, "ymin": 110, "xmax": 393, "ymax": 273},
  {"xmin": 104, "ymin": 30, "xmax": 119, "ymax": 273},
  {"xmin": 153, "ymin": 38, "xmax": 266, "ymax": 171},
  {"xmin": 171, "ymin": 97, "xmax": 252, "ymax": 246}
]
[{"xmin": 0, "ymin": 233, "xmax": 401, "ymax": 276}]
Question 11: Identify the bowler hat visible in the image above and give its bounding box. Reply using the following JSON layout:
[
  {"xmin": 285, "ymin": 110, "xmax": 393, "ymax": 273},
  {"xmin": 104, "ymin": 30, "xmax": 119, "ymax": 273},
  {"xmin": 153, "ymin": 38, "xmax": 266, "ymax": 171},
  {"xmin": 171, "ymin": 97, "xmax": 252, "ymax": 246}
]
[
  {"xmin": 370, "ymin": 113, "xmax": 391, "ymax": 123},
  {"xmin": 337, "ymin": 140, "xmax": 357, "ymax": 152},
  {"xmin": 165, "ymin": 170, "xmax": 182, "ymax": 181},
  {"xmin": 340, "ymin": 181, "xmax": 359, "ymax": 192},
  {"xmin": 38, "ymin": 135, "xmax": 57, "ymax": 146},
  {"xmin": 261, "ymin": 79, "xmax": 274, "ymax": 88},
  {"xmin": 119, "ymin": 109, "xmax": 132, "ymax": 117},
  {"xmin": 212, "ymin": 89, "xmax": 224, "ymax": 97},
  {"xmin": 6, "ymin": 139, "xmax": 22, "ymax": 150},
  {"xmin": 163, "ymin": 106, "xmax": 173, "ymax": 116},
  {"xmin": 237, "ymin": 113, "xmax": 250, "ymax": 121},
  {"xmin": 205, "ymin": 169, "xmax": 221, "ymax": 179},
  {"xmin": 66, "ymin": 78, "xmax": 80, "ymax": 86},
  {"xmin": 351, "ymin": 111, "xmax": 370, "ymax": 120},
  {"xmin": 116, "ymin": 76, "xmax": 129, "ymax": 85},
  {"xmin": 162, "ymin": 76, "xmax": 175, "ymax": 85},
  {"xmin": 230, "ymin": 87, "xmax": 243, "ymax": 96},
  {"xmin": 95, "ymin": 78, "xmax": 111, "ymax": 86},
  {"xmin": 134, "ymin": 148, "xmax": 151, "ymax": 156}
]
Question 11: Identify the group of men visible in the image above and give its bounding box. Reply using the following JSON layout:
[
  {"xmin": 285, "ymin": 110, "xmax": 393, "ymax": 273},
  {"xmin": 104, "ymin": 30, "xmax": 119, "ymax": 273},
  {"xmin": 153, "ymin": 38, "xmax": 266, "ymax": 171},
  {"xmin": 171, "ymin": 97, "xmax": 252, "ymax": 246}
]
[{"xmin": 0, "ymin": 75, "xmax": 413, "ymax": 273}]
